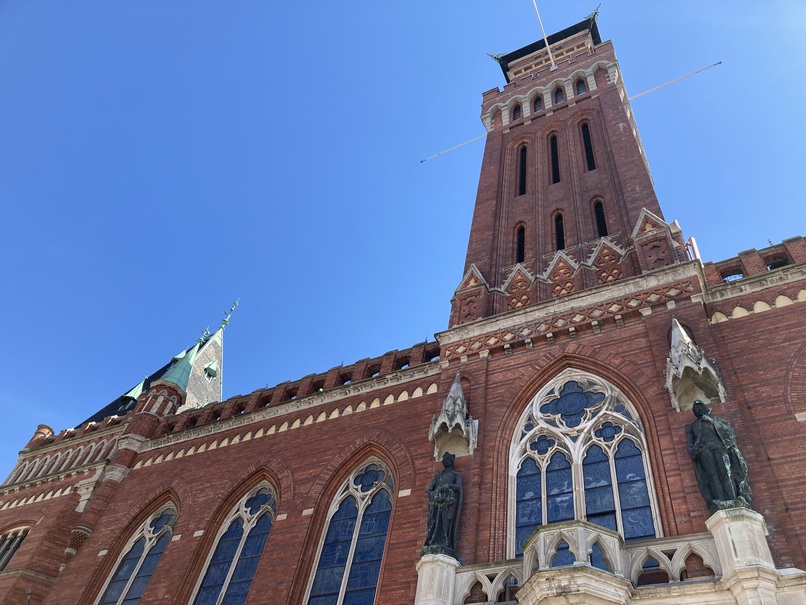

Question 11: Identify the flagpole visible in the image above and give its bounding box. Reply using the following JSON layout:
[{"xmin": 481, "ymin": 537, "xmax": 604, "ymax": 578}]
[{"xmin": 531, "ymin": 1, "xmax": 557, "ymax": 70}]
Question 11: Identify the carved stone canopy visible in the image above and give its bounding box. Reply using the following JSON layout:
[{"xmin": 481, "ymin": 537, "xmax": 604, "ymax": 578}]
[
  {"xmin": 665, "ymin": 319, "xmax": 726, "ymax": 412},
  {"xmin": 429, "ymin": 372, "xmax": 478, "ymax": 459}
]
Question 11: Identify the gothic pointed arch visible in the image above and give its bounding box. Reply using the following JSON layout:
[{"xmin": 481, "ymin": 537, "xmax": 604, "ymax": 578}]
[{"xmin": 507, "ymin": 368, "xmax": 662, "ymax": 558}]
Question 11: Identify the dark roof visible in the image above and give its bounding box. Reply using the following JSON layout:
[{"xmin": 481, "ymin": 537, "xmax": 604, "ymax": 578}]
[{"xmin": 496, "ymin": 16, "xmax": 601, "ymax": 83}]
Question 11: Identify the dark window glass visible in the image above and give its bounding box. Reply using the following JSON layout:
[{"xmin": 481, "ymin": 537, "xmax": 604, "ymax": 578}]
[
  {"xmin": 583, "ymin": 445, "xmax": 616, "ymax": 532},
  {"xmin": 518, "ymin": 146, "xmax": 527, "ymax": 196},
  {"xmin": 533, "ymin": 96, "xmax": 543, "ymax": 112},
  {"xmin": 615, "ymin": 440, "xmax": 654, "ymax": 541},
  {"xmin": 554, "ymin": 88, "xmax": 564, "ymax": 104},
  {"xmin": 99, "ymin": 509, "xmax": 176, "ymax": 605},
  {"xmin": 0, "ymin": 528, "xmax": 29, "ymax": 571},
  {"xmin": 590, "ymin": 542, "xmax": 610, "ymax": 571},
  {"xmin": 581, "ymin": 123, "xmax": 596, "ymax": 171},
  {"xmin": 516, "ymin": 226, "xmax": 525, "ymax": 264},
  {"xmin": 594, "ymin": 201, "xmax": 608, "ymax": 237},
  {"xmin": 545, "ymin": 453, "xmax": 574, "ymax": 523},
  {"xmin": 550, "ymin": 135, "xmax": 560, "ymax": 184},
  {"xmin": 515, "ymin": 457, "xmax": 541, "ymax": 557},
  {"xmin": 554, "ymin": 214, "xmax": 565, "ymax": 251},
  {"xmin": 551, "ymin": 541, "xmax": 575, "ymax": 567},
  {"xmin": 194, "ymin": 487, "xmax": 277, "ymax": 605},
  {"xmin": 576, "ymin": 79, "xmax": 587, "ymax": 95},
  {"xmin": 512, "ymin": 104, "xmax": 522, "ymax": 121}
]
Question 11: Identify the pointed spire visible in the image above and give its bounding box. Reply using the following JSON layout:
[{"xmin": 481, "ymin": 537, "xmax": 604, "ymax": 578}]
[
  {"xmin": 158, "ymin": 343, "xmax": 201, "ymax": 393},
  {"xmin": 428, "ymin": 372, "xmax": 478, "ymax": 459},
  {"xmin": 122, "ymin": 379, "xmax": 146, "ymax": 402}
]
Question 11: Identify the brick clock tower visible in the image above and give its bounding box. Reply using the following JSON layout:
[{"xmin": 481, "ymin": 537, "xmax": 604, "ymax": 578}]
[
  {"xmin": 452, "ymin": 17, "xmax": 685, "ymax": 327},
  {"xmin": 2, "ymin": 14, "xmax": 806, "ymax": 605}
]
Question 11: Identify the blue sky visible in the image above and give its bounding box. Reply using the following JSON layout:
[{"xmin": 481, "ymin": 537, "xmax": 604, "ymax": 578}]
[{"xmin": 1, "ymin": 1, "xmax": 804, "ymax": 476}]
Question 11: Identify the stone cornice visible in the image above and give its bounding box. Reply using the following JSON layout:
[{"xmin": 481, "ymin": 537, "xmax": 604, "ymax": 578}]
[
  {"xmin": 703, "ymin": 262, "xmax": 806, "ymax": 304},
  {"xmin": 438, "ymin": 261, "xmax": 705, "ymax": 346},
  {"xmin": 141, "ymin": 363, "xmax": 442, "ymax": 453}
]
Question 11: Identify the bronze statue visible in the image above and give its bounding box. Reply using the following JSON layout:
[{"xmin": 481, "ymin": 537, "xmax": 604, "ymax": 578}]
[
  {"xmin": 686, "ymin": 400, "xmax": 752, "ymax": 513},
  {"xmin": 422, "ymin": 452, "xmax": 463, "ymax": 558}
]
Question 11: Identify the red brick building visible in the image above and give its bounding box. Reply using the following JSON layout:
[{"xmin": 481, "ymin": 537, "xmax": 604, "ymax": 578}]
[{"xmin": 2, "ymin": 15, "xmax": 805, "ymax": 605}]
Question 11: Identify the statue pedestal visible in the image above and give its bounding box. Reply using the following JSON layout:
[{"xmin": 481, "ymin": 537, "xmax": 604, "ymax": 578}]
[
  {"xmin": 706, "ymin": 507, "xmax": 779, "ymax": 605},
  {"xmin": 414, "ymin": 553, "xmax": 459, "ymax": 605}
]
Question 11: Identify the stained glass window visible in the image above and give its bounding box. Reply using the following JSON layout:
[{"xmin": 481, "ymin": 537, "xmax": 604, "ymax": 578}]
[
  {"xmin": 193, "ymin": 485, "xmax": 277, "ymax": 605},
  {"xmin": 307, "ymin": 461, "xmax": 394, "ymax": 605},
  {"xmin": 98, "ymin": 507, "xmax": 176, "ymax": 605},
  {"xmin": 512, "ymin": 372, "xmax": 657, "ymax": 557}
]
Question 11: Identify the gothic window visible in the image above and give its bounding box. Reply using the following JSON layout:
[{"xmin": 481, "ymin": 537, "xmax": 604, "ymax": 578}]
[
  {"xmin": 581, "ymin": 122, "xmax": 596, "ymax": 171},
  {"xmin": 554, "ymin": 214, "xmax": 565, "ymax": 251},
  {"xmin": 594, "ymin": 201, "xmax": 608, "ymax": 237},
  {"xmin": 533, "ymin": 95, "xmax": 543, "ymax": 112},
  {"xmin": 549, "ymin": 135, "xmax": 560, "ymax": 184},
  {"xmin": 192, "ymin": 484, "xmax": 277, "ymax": 605},
  {"xmin": 554, "ymin": 88, "xmax": 564, "ymax": 104},
  {"xmin": 517, "ymin": 146, "xmax": 527, "ymax": 196},
  {"xmin": 511, "ymin": 104, "xmax": 522, "ymax": 121},
  {"xmin": 510, "ymin": 371, "xmax": 658, "ymax": 558},
  {"xmin": 575, "ymin": 79, "xmax": 587, "ymax": 95},
  {"xmin": 306, "ymin": 461, "xmax": 394, "ymax": 605},
  {"xmin": 0, "ymin": 526, "xmax": 29, "ymax": 571},
  {"xmin": 516, "ymin": 225, "xmax": 525, "ymax": 264},
  {"xmin": 97, "ymin": 506, "xmax": 176, "ymax": 605}
]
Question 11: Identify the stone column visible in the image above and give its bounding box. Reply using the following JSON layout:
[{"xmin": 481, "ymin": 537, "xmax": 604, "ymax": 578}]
[
  {"xmin": 706, "ymin": 507, "xmax": 780, "ymax": 605},
  {"xmin": 414, "ymin": 554, "xmax": 459, "ymax": 605}
]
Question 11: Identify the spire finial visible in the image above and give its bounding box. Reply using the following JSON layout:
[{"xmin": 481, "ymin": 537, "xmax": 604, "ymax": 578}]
[{"xmin": 221, "ymin": 300, "xmax": 239, "ymax": 329}]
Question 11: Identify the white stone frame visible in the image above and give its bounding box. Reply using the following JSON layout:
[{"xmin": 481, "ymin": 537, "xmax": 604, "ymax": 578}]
[
  {"xmin": 94, "ymin": 504, "xmax": 177, "ymax": 605},
  {"xmin": 188, "ymin": 481, "xmax": 278, "ymax": 605},
  {"xmin": 507, "ymin": 369, "xmax": 662, "ymax": 558},
  {"xmin": 302, "ymin": 458, "xmax": 395, "ymax": 605}
]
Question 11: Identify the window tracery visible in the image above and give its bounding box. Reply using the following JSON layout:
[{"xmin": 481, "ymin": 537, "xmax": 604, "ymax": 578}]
[
  {"xmin": 192, "ymin": 484, "xmax": 278, "ymax": 605},
  {"xmin": 97, "ymin": 506, "xmax": 176, "ymax": 605},
  {"xmin": 306, "ymin": 460, "xmax": 394, "ymax": 605},
  {"xmin": 510, "ymin": 371, "xmax": 657, "ymax": 557}
]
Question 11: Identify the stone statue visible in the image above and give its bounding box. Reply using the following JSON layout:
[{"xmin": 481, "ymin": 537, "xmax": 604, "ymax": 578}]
[
  {"xmin": 685, "ymin": 400, "xmax": 752, "ymax": 513},
  {"xmin": 422, "ymin": 452, "xmax": 463, "ymax": 558}
]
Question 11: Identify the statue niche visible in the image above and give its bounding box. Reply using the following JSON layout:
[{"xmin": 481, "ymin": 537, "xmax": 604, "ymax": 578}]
[{"xmin": 422, "ymin": 452, "xmax": 463, "ymax": 559}]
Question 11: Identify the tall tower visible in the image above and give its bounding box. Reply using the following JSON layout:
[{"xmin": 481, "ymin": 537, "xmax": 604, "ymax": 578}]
[{"xmin": 450, "ymin": 15, "xmax": 687, "ymax": 326}]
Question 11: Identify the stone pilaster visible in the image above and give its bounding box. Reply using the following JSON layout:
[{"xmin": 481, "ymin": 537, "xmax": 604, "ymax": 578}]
[{"xmin": 414, "ymin": 554, "xmax": 459, "ymax": 605}]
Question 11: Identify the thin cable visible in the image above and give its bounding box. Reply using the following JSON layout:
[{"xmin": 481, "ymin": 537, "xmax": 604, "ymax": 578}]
[
  {"xmin": 531, "ymin": 1, "xmax": 556, "ymax": 69},
  {"xmin": 629, "ymin": 61, "xmax": 722, "ymax": 100},
  {"xmin": 420, "ymin": 132, "xmax": 488, "ymax": 163}
]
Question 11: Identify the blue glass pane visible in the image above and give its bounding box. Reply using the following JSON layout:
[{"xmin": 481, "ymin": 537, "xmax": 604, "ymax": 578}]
[
  {"xmin": 583, "ymin": 444, "xmax": 608, "ymax": 464},
  {"xmin": 195, "ymin": 586, "xmax": 222, "ymax": 605},
  {"xmin": 318, "ymin": 540, "xmax": 352, "ymax": 567},
  {"xmin": 364, "ymin": 490, "xmax": 391, "ymax": 515},
  {"xmin": 221, "ymin": 580, "xmax": 251, "ymax": 605},
  {"xmin": 585, "ymin": 486, "xmax": 615, "ymax": 515},
  {"xmin": 583, "ymin": 461, "xmax": 611, "ymax": 489},
  {"xmin": 311, "ymin": 565, "xmax": 347, "ymax": 596},
  {"xmin": 530, "ymin": 435, "xmax": 555, "ymax": 455},
  {"xmin": 223, "ymin": 513, "xmax": 272, "ymax": 605},
  {"xmin": 194, "ymin": 518, "xmax": 245, "ymax": 605},
  {"xmin": 346, "ymin": 560, "xmax": 382, "ymax": 590},
  {"xmin": 540, "ymin": 382, "xmax": 604, "ymax": 427},
  {"xmin": 615, "ymin": 453, "xmax": 646, "ymax": 482},
  {"xmin": 310, "ymin": 497, "xmax": 361, "ymax": 602},
  {"xmin": 517, "ymin": 498, "xmax": 541, "ymax": 526},
  {"xmin": 550, "ymin": 541, "xmax": 575, "ymax": 567},
  {"xmin": 590, "ymin": 543, "xmax": 610, "ymax": 571},
  {"xmin": 546, "ymin": 494, "xmax": 574, "ymax": 523},
  {"xmin": 137, "ymin": 532, "xmax": 169, "ymax": 576},
  {"xmin": 643, "ymin": 556, "xmax": 660, "ymax": 569},
  {"xmin": 308, "ymin": 596, "xmax": 339, "ymax": 605},
  {"xmin": 99, "ymin": 538, "xmax": 146, "ymax": 604},
  {"xmin": 588, "ymin": 512, "xmax": 617, "ymax": 532},
  {"xmin": 150, "ymin": 510, "xmax": 175, "ymax": 532},
  {"xmin": 515, "ymin": 525, "xmax": 534, "ymax": 557},
  {"xmin": 343, "ymin": 588, "xmax": 377, "ymax": 605},
  {"xmin": 213, "ymin": 519, "xmax": 245, "ymax": 562},
  {"xmin": 618, "ymin": 480, "xmax": 650, "ymax": 509},
  {"xmin": 245, "ymin": 489, "xmax": 271, "ymax": 515},
  {"xmin": 622, "ymin": 506, "xmax": 655, "ymax": 541},
  {"xmin": 516, "ymin": 467, "xmax": 541, "ymax": 500},
  {"xmin": 546, "ymin": 452, "xmax": 571, "ymax": 473},
  {"xmin": 352, "ymin": 535, "xmax": 386, "ymax": 563},
  {"xmin": 354, "ymin": 464, "xmax": 385, "ymax": 493},
  {"xmin": 615, "ymin": 439, "xmax": 641, "ymax": 457}
]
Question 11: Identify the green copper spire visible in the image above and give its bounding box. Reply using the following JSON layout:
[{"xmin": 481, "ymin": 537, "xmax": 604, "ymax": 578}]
[{"xmin": 158, "ymin": 343, "xmax": 201, "ymax": 393}]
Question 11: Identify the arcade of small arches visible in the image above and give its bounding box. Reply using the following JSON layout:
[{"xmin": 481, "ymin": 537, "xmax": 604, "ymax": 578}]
[
  {"xmin": 483, "ymin": 61, "xmax": 617, "ymax": 132},
  {"xmin": 5, "ymin": 438, "xmax": 118, "ymax": 485}
]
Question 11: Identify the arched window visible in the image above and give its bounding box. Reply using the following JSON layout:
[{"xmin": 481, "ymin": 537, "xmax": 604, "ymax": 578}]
[
  {"xmin": 533, "ymin": 96, "xmax": 543, "ymax": 112},
  {"xmin": 306, "ymin": 461, "xmax": 394, "ymax": 605},
  {"xmin": 554, "ymin": 88, "xmax": 564, "ymax": 104},
  {"xmin": 516, "ymin": 225, "xmax": 525, "ymax": 264},
  {"xmin": 554, "ymin": 214, "xmax": 565, "ymax": 251},
  {"xmin": 517, "ymin": 145, "xmax": 527, "ymax": 196},
  {"xmin": 581, "ymin": 122, "xmax": 596, "ymax": 171},
  {"xmin": 575, "ymin": 79, "xmax": 587, "ymax": 95},
  {"xmin": 98, "ymin": 506, "xmax": 176, "ymax": 605},
  {"xmin": 594, "ymin": 201, "xmax": 608, "ymax": 237},
  {"xmin": 510, "ymin": 371, "xmax": 658, "ymax": 558},
  {"xmin": 192, "ymin": 484, "xmax": 277, "ymax": 605},
  {"xmin": 0, "ymin": 526, "xmax": 30, "ymax": 571},
  {"xmin": 549, "ymin": 135, "xmax": 560, "ymax": 184},
  {"xmin": 511, "ymin": 104, "xmax": 522, "ymax": 121}
]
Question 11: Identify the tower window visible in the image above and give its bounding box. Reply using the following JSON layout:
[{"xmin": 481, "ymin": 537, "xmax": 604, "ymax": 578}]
[
  {"xmin": 555, "ymin": 214, "xmax": 565, "ymax": 251},
  {"xmin": 533, "ymin": 96, "xmax": 543, "ymax": 112},
  {"xmin": 516, "ymin": 226, "xmax": 525, "ymax": 264},
  {"xmin": 549, "ymin": 135, "xmax": 560, "ymax": 184},
  {"xmin": 554, "ymin": 88, "xmax": 564, "ymax": 104},
  {"xmin": 517, "ymin": 146, "xmax": 527, "ymax": 196},
  {"xmin": 594, "ymin": 201, "xmax": 608, "ymax": 237},
  {"xmin": 512, "ymin": 104, "xmax": 522, "ymax": 121},
  {"xmin": 576, "ymin": 79, "xmax": 587, "ymax": 95},
  {"xmin": 581, "ymin": 122, "xmax": 596, "ymax": 171}
]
